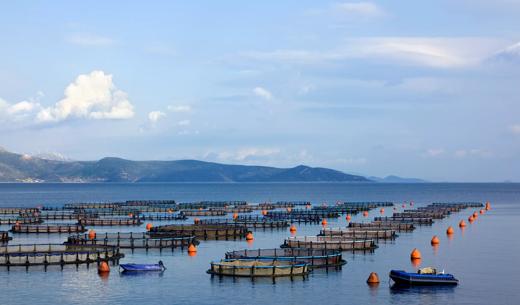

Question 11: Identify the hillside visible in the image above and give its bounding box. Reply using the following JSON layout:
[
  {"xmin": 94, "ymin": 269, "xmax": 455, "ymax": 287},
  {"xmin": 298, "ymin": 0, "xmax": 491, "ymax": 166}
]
[{"xmin": 0, "ymin": 150, "xmax": 370, "ymax": 183}]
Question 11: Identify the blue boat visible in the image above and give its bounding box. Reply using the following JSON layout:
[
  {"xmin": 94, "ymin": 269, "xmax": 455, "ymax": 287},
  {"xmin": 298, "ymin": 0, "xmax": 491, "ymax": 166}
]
[
  {"xmin": 120, "ymin": 260, "xmax": 166, "ymax": 272},
  {"xmin": 389, "ymin": 267, "xmax": 458, "ymax": 286}
]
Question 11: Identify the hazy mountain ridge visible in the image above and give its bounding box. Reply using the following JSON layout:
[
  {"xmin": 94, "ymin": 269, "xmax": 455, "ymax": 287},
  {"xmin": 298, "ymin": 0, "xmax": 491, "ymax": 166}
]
[{"xmin": 0, "ymin": 150, "xmax": 370, "ymax": 183}]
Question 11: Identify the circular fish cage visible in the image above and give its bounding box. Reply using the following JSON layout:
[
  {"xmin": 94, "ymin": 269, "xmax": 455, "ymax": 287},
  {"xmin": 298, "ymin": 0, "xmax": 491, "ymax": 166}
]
[
  {"xmin": 225, "ymin": 248, "xmax": 345, "ymax": 268},
  {"xmin": 207, "ymin": 259, "xmax": 310, "ymax": 277},
  {"xmin": 0, "ymin": 243, "xmax": 123, "ymax": 267},
  {"xmin": 282, "ymin": 236, "xmax": 377, "ymax": 251},
  {"xmin": 67, "ymin": 232, "xmax": 197, "ymax": 250},
  {"xmin": 149, "ymin": 224, "xmax": 249, "ymax": 240}
]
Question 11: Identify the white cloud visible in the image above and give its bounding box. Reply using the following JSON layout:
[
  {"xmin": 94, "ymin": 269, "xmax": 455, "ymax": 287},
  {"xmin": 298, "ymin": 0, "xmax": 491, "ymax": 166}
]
[
  {"xmin": 510, "ymin": 124, "xmax": 520, "ymax": 134},
  {"xmin": 335, "ymin": 2, "xmax": 385, "ymax": 18},
  {"xmin": 454, "ymin": 149, "xmax": 492, "ymax": 158},
  {"xmin": 253, "ymin": 87, "xmax": 273, "ymax": 100},
  {"xmin": 167, "ymin": 105, "xmax": 192, "ymax": 113},
  {"xmin": 36, "ymin": 70, "xmax": 134, "ymax": 122},
  {"xmin": 205, "ymin": 147, "xmax": 281, "ymax": 163},
  {"xmin": 425, "ymin": 148, "xmax": 445, "ymax": 157},
  {"xmin": 0, "ymin": 95, "xmax": 43, "ymax": 123},
  {"xmin": 242, "ymin": 37, "xmax": 506, "ymax": 68},
  {"xmin": 148, "ymin": 111, "xmax": 166, "ymax": 123},
  {"xmin": 67, "ymin": 33, "xmax": 114, "ymax": 46},
  {"xmin": 177, "ymin": 119, "xmax": 191, "ymax": 126}
]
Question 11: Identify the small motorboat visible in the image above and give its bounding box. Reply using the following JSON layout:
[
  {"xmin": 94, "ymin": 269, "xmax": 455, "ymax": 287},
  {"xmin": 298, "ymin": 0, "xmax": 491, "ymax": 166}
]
[
  {"xmin": 389, "ymin": 267, "xmax": 458, "ymax": 286},
  {"xmin": 119, "ymin": 260, "xmax": 166, "ymax": 272}
]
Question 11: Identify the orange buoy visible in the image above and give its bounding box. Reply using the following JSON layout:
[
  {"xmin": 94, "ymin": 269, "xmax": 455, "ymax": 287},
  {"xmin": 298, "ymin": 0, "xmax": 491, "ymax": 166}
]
[
  {"xmin": 363, "ymin": 211, "xmax": 369, "ymax": 217},
  {"xmin": 380, "ymin": 208, "xmax": 384, "ymax": 214},
  {"xmin": 146, "ymin": 223, "xmax": 153, "ymax": 231},
  {"xmin": 193, "ymin": 218, "xmax": 200, "ymax": 224},
  {"xmin": 346, "ymin": 214, "xmax": 351, "ymax": 221},
  {"xmin": 472, "ymin": 211, "xmax": 478, "ymax": 219},
  {"xmin": 233, "ymin": 213, "xmax": 238, "ymax": 220},
  {"xmin": 459, "ymin": 220, "xmax": 467, "ymax": 228},
  {"xmin": 321, "ymin": 219, "xmax": 328, "ymax": 226},
  {"xmin": 286, "ymin": 207, "xmax": 292, "ymax": 213},
  {"xmin": 479, "ymin": 209, "xmax": 485, "ymax": 215},
  {"xmin": 188, "ymin": 243, "xmax": 197, "ymax": 253},
  {"xmin": 246, "ymin": 232, "xmax": 254, "ymax": 241},
  {"xmin": 485, "ymin": 202, "xmax": 491, "ymax": 210},
  {"xmin": 410, "ymin": 248, "xmax": 422, "ymax": 260},
  {"xmin": 446, "ymin": 226, "xmax": 454, "ymax": 235},
  {"xmin": 261, "ymin": 210, "xmax": 267, "ymax": 216},
  {"xmin": 431, "ymin": 235, "xmax": 440, "ymax": 245},
  {"xmin": 366, "ymin": 272, "xmax": 380, "ymax": 284},
  {"xmin": 290, "ymin": 224, "xmax": 297, "ymax": 233},
  {"xmin": 468, "ymin": 215, "xmax": 474, "ymax": 223},
  {"xmin": 98, "ymin": 261, "xmax": 110, "ymax": 273},
  {"xmin": 88, "ymin": 229, "xmax": 96, "ymax": 240}
]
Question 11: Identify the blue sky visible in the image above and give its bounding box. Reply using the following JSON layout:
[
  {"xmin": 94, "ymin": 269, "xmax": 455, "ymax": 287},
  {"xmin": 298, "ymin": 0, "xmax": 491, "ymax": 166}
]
[{"xmin": 0, "ymin": 1, "xmax": 519, "ymax": 181}]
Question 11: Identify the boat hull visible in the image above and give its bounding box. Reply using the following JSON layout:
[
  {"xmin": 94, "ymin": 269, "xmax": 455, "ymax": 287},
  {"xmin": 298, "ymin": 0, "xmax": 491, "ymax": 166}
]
[
  {"xmin": 389, "ymin": 270, "xmax": 458, "ymax": 286},
  {"xmin": 120, "ymin": 264, "xmax": 164, "ymax": 272}
]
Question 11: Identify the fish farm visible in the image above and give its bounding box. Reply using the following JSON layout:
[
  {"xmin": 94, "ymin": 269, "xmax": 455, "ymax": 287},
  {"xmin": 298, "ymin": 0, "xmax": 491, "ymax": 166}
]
[{"xmin": 0, "ymin": 197, "xmax": 487, "ymax": 285}]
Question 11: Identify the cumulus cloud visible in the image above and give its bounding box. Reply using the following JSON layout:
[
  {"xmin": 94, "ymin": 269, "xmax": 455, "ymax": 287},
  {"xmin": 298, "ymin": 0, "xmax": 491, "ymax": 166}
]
[
  {"xmin": 253, "ymin": 87, "xmax": 273, "ymax": 100},
  {"xmin": 167, "ymin": 105, "xmax": 192, "ymax": 113},
  {"xmin": 67, "ymin": 33, "xmax": 114, "ymax": 46},
  {"xmin": 334, "ymin": 2, "xmax": 385, "ymax": 18},
  {"xmin": 148, "ymin": 111, "xmax": 166, "ymax": 123},
  {"xmin": 36, "ymin": 70, "xmax": 134, "ymax": 122}
]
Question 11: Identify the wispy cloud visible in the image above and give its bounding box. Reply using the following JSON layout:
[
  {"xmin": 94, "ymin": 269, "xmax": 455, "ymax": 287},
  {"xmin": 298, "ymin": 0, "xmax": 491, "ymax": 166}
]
[
  {"xmin": 242, "ymin": 37, "xmax": 506, "ymax": 68},
  {"xmin": 424, "ymin": 148, "xmax": 445, "ymax": 157},
  {"xmin": 334, "ymin": 2, "xmax": 386, "ymax": 18},
  {"xmin": 167, "ymin": 105, "xmax": 192, "ymax": 113},
  {"xmin": 510, "ymin": 124, "xmax": 520, "ymax": 135},
  {"xmin": 177, "ymin": 119, "xmax": 190, "ymax": 126},
  {"xmin": 454, "ymin": 149, "xmax": 492, "ymax": 158},
  {"xmin": 253, "ymin": 87, "xmax": 273, "ymax": 100},
  {"xmin": 204, "ymin": 147, "xmax": 281, "ymax": 163},
  {"xmin": 67, "ymin": 33, "xmax": 114, "ymax": 46}
]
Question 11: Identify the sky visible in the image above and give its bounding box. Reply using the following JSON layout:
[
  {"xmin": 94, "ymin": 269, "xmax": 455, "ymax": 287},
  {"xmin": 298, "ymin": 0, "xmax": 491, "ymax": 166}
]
[{"xmin": 0, "ymin": 1, "xmax": 519, "ymax": 182}]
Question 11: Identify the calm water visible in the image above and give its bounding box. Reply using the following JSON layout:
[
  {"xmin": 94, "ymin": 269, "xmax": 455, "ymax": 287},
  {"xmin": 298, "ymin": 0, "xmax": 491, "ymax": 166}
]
[{"xmin": 1, "ymin": 183, "xmax": 519, "ymax": 305}]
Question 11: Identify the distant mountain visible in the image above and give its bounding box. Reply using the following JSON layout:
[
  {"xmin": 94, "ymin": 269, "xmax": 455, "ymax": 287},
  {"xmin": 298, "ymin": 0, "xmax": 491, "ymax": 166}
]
[
  {"xmin": 0, "ymin": 149, "xmax": 370, "ymax": 183},
  {"xmin": 368, "ymin": 175, "xmax": 428, "ymax": 183}
]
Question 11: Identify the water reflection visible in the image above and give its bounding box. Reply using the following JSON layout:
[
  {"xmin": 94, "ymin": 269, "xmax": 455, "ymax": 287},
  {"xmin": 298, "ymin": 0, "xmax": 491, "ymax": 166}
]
[
  {"xmin": 209, "ymin": 274, "xmax": 309, "ymax": 285},
  {"xmin": 411, "ymin": 258, "xmax": 422, "ymax": 268},
  {"xmin": 119, "ymin": 271, "xmax": 165, "ymax": 278},
  {"xmin": 390, "ymin": 283, "xmax": 456, "ymax": 295}
]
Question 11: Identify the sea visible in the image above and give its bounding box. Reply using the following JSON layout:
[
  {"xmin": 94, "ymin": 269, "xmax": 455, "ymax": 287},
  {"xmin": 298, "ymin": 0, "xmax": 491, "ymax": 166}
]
[{"xmin": 0, "ymin": 182, "xmax": 519, "ymax": 305}]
